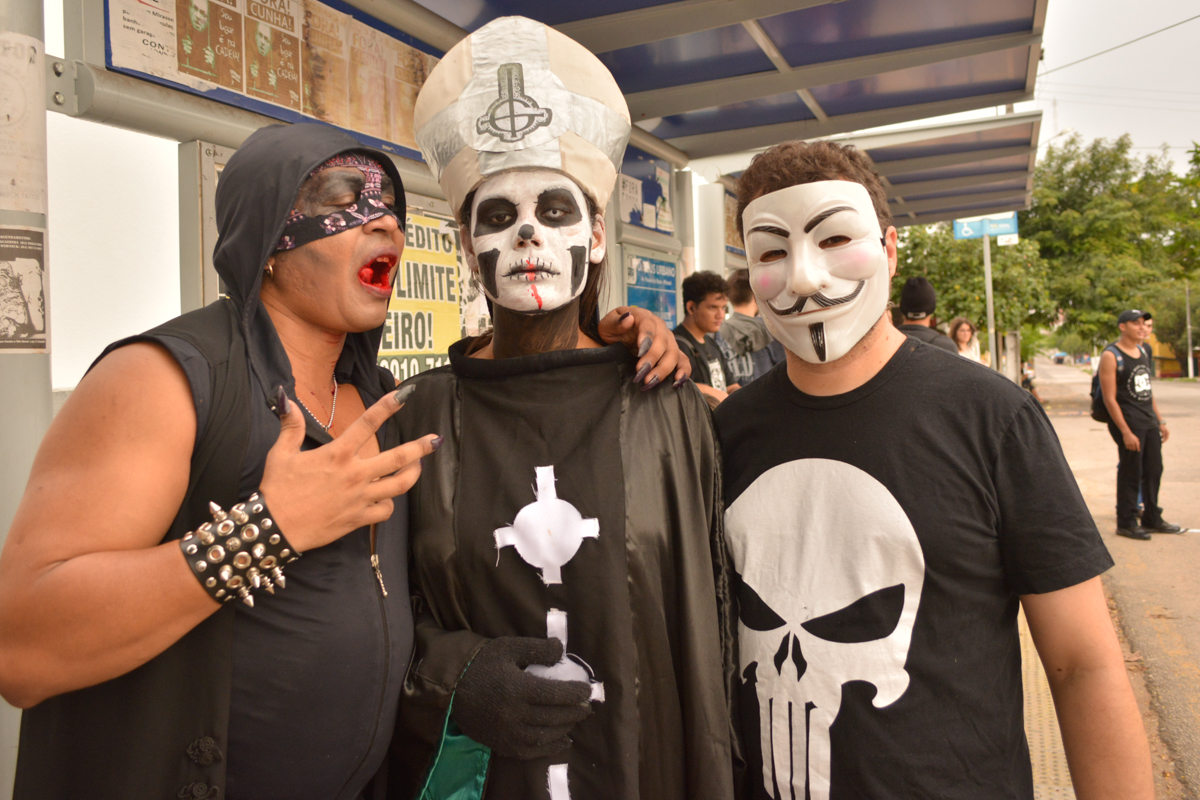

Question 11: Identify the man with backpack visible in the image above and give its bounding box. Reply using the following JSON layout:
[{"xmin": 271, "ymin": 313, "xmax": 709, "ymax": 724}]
[{"xmin": 1097, "ymin": 309, "xmax": 1181, "ymax": 540}]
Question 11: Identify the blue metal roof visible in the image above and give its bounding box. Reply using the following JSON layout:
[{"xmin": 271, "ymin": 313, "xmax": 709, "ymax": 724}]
[{"xmin": 406, "ymin": 0, "xmax": 1045, "ymax": 161}]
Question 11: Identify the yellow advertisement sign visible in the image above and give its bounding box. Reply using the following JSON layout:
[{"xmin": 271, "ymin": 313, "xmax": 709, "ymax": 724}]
[{"xmin": 378, "ymin": 213, "xmax": 462, "ymax": 381}]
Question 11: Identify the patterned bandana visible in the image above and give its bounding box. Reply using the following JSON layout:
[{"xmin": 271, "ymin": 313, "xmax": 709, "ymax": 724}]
[{"xmin": 274, "ymin": 153, "xmax": 399, "ymax": 252}]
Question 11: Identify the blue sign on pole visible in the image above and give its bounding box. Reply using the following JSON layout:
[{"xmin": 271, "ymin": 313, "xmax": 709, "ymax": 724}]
[{"xmin": 952, "ymin": 212, "xmax": 1018, "ymax": 240}]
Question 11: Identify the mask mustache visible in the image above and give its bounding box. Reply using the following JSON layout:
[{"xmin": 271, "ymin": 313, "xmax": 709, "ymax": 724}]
[{"xmin": 768, "ymin": 280, "xmax": 866, "ymax": 316}]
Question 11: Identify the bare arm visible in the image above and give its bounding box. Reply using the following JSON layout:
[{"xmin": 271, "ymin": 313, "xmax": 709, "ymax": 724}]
[
  {"xmin": 0, "ymin": 343, "xmax": 437, "ymax": 708},
  {"xmin": 1150, "ymin": 397, "xmax": 1169, "ymax": 443},
  {"xmin": 1022, "ymin": 577, "xmax": 1153, "ymax": 800},
  {"xmin": 1099, "ymin": 351, "xmax": 1139, "ymax": 451}
]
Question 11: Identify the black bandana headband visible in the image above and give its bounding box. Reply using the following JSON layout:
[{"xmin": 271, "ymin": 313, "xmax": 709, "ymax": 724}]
[{"xmin": 274, "ymin": 153, "xmax": 399, "ymax": 252}]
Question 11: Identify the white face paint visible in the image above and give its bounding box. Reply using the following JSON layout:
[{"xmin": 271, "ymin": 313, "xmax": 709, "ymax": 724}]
[
  {"xmin": 467, "ymin": 169, "xmax": 603, "ymax": 314},
  {"xmin": 742, "ymin": 181, "xmax": 890, "ymax": 363}
]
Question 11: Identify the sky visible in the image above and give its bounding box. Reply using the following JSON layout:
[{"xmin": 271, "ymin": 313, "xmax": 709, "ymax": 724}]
[{"xmin": 1031, "ymin": 0, "xmax": 1200, "ymax": 170}]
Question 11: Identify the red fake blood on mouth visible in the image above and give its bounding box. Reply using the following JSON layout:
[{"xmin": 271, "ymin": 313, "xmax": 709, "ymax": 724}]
[
  {"xmin": 530, "ymin": 284, "xmax": 543, "ymax": 309},
  {"xmin": 523, "ymin": 258, "xmax": 543, "ymax": 309}
]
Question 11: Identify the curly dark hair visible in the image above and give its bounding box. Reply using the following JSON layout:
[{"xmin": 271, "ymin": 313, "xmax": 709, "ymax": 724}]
[
  {"xmin": 735, "ymin": 140, "xmax": 892, "ymax": 238},
  {"xmin": 682, "ymin": 270, "xmax": 730, "ymax": 309}
]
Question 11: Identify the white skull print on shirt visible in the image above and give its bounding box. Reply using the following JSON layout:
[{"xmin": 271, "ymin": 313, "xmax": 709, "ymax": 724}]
[{"xmin": 726, "ymin": 458, "xmax": 924, "ymax": 800}]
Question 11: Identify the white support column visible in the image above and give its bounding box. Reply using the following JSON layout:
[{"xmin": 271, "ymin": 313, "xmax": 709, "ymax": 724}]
[
  {"xmin": 0, "ymin": 0, "xmax": 48, "ymax": 792},
  {"xmin": 982, "ymin": 233, "xmax": 998, "ymax": 372}
]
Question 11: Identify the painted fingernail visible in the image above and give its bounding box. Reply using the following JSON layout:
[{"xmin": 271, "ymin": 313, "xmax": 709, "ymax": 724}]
[
  {"xmin": 430, "ymin": 435, "xmax": 444, "ymax": 451},
  {"xmin": 637, "ymin": 337, "xmax": 651, "ymax": 358},
  {"xmin": 640, "ymin": 374, "xmax": 661, "ymax": 392},
  {"xmin": 673, "ymin": 376, "xmax": 687, "ymax": 388},
  {"xmin": 394, "ymin": 384, "xmax": 416, "ymax": 405},
  {"xmin": 634, "ymin": 362, "xmax": 652, "ymax": 384},
  {"xmin": 618, "ymin": 311, "xmax": 631, "ymax": 322},
  {"xmin": 272, "ymin": 386, "xmax": 289, "ymax": 418}
]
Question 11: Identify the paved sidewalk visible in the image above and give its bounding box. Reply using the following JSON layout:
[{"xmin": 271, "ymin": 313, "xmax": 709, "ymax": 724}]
[{"xmin": 1036, "ymin": 355, "xmax": 1199, "ymax": 798}]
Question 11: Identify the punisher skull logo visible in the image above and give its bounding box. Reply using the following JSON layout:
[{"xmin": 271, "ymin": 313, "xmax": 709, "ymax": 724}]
[{"xmin": 725, "ymin": 458, "xmax": 925, "ymax": 800}]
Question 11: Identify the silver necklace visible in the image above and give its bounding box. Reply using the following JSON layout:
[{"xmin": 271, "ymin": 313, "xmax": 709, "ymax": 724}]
[{"xmin": 297, "ymin": 380, "xmax": 338, "ymax": 432}]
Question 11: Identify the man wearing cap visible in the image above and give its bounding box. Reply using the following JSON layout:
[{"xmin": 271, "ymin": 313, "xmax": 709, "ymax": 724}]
[
  {"xmin": 896, "ymin": 276, "xmax": 957, "ymax": 353},
  {"xmin": 1098, "ymin": 309, "xmax": 1180, "ymax": 539}
]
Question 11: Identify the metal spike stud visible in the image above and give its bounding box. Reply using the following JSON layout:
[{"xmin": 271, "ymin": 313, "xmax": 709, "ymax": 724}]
[
  {"xmin": 219, "ymin": 565, "xmax": 233, "ymax": 582},
  {"xmin": 271, "ymin": 567, "xmax": 286, "ymax": 589},
  {"xmin": 231, "ymin": 504, "xmax": 249, "ymax": 525},
  {"xmin": 247, "ymin": 568, "xmax": 261, "ymax": 589},
  {"xmin": 199, "ymin": 529, "xmax": 215, "ymax": 546},
  {"xmin": 260, "ymin": 575, "xmax": 275, "ymax": 594},
  {"xmin": 209, "ymin": 502, "xmax": 227, "ymax": 522},
  {"xmin": 238, "ymin": 586, "xmax": 254, "ymax": 607},
  {"xmin": 194, "ymin": 560, "xmax": 207, "ymax": 572},
  {"xmin": 252, "ymin": 543, "xmax": 266, "ymax": 559}
]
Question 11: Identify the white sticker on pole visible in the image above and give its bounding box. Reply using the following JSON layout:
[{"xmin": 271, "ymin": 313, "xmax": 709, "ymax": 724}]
[
  {"xmin": 996, "ymin": 233, "xmax": 1019, "ymax": 247},
  {"xmin": 0, "ymin": 33, "xmax": 47, "ymax": 215}
]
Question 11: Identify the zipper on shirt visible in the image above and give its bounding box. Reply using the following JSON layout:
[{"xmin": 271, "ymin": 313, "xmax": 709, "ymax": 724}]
[{"xmin": 370, "ymin": 522, "xmax": 388, "ymax": 596}]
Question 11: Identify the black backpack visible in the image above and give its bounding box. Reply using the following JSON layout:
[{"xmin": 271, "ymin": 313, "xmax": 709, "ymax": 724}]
[{"xmin": 1090, "ymin": 344, "xmax": 1123, "ymax": 423}]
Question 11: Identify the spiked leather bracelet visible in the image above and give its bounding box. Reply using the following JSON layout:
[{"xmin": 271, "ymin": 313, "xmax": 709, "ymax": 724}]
[{"xmin": 179, "ymin": 493, "xmax": 301, "ymax": 607}]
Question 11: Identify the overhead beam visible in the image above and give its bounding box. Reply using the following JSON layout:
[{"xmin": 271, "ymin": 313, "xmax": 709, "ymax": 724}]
[
  {"xmin": 830, "ymin": 109, "xmax": 1042, "ymax": 151},
  {"xmin": 894, "ymin": 201, "xmax": 1029, "ymax": 228},
  {"xmin": 662, "ymin": 89, "xmax": 1033, "ymax": 158},
  {"xmin": 339, "ymin": 0, "xmax": 465, "ymax": 53},
  {"xmin": 626, "ymin": 30, "xmax": 1039, "ymax": 120},
  {"xmin": 891, "ymin": 189, "xmax": 1030, "ymax": 216},
  {"xmin": 555, "ymin": 0, "xmax": 843, "ymax": 55},
  {"xmin": 872, "ymin": 144, "xmax": 1036, "ymax": 177},
  {"xmin": 885, "ymin": 170, "xmax": 1031, "ymax": 198}
]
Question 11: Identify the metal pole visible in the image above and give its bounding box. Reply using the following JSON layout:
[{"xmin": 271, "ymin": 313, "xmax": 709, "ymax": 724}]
[
  {"xmin": 983, "ymin": 232, "xmax": 998, "ymax": 371},
  {"xmin": 0, "ymin": 0, "xmax": 48, "ymax": 790},
  {"xmin": 1187, "ymin": 279, "xmax": 1195, "ymax": 379}
]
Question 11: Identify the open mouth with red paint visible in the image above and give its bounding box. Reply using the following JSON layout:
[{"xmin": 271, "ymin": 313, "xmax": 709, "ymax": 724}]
[{"xmin": 357, "ymin": 251, "xmax": 397, "ymax": 298}]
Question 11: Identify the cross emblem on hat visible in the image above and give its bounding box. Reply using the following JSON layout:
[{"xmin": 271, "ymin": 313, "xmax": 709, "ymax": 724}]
[{"xmin": 477, "ymin": 63, "xmax": 553, "ymax": 143}]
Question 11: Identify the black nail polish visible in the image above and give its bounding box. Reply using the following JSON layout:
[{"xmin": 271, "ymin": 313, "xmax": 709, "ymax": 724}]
[
  {"xmin": 673, "ymin": 376, "xmax": 687, "ymax": 388},
  {"xmin": 430, "ymin": 435, "xmax": 444, "ymax": 451},
  {"xmin": 618, "ymin": 311, "xmax": 631, "ymax": 322},
  {"xmin": 272, "ymin": 386, "xmax": 289, "ymax": 418},
  {"xmin": 394, "ymin": 384, "xmax": 416, "ymax": 405},
  {"xmin": 637, "ymin": 337, "xmax": 651, "ymax": 358},
  {"xmin": 634, "ymin": 362, "xmax": 652, "ymax": 384},
  {"xmin": 640, "ymin": 374, "xmax": 662, "ymax": 392}
]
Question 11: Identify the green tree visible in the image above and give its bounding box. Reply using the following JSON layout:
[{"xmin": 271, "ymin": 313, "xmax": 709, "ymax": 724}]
[
  {"xmin": 1019, "ymin": 134, "xmax": 1176, "ymax": 348},
  {"xmin": 894, "ymin": 222, "xmax": 1054, "ymax": 342}
]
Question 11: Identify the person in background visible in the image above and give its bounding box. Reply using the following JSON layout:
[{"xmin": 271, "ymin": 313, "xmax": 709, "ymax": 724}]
[
  {"xmin": 674, "ymin": 271, "xmax": 740, "ymax": 405},
  {"xmin": 720, "ymin": 268, "xmax": 785, "ymax": 384},
  {"xmin": 948, "ymin": 316, "xmax": 983, "ymax": 363},
  {"xmin": 1098, "ymin": 309, "xmax": 1180, "ymax": 541},
  {"xmin": 896, "ymin": 276, "xmax": 957, "ymax": 353}
]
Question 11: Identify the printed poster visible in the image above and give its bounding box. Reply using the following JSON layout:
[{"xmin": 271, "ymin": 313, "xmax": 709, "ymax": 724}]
[
  {"xmin": 0, "ymin": 227, "xmax": 48, "ymax": 352},
  {"xmin": 626, "ymin": 251, "xmax": 677, "ymax": 329},
  {"xmin": 724, "ymin": 191, "xmax": 744, "ymax": 256},
  {"xmin": 0, "ymin": 33, "xmax": 48, "ymax": 214},
  {"xmin": 618, "ymin": 146, "xmax": 674, "ymax": 236},
  {"xmin": 244, "ymin": 0, "xmax": 302, "ymax": 109},
  {"xmin": 106, "ymin": 0, "xmax": 439, "ymax": 156},
  {"xmin": 378, "ymin": 214, "xmax": 463, "ymax": 381}
]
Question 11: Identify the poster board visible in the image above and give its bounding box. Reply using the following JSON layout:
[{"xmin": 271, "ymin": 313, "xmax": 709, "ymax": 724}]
[
  {"xmin": 378, "ymin": 212, "xmax": 464, "ymax": 381},
  {"xmin": 104, "ymin": 0, "xmax": 440, "ymax": 160},
  {"xmin": 624, "ymin": 244, "xmax": 677, "ymax": 329},
  {"xmin": 723, "ymin": 190, "xmax": 744, "ymax": 257},
  {"xmin": 617, "ymin": 145, "xmax": 674, "ymax": 236}
]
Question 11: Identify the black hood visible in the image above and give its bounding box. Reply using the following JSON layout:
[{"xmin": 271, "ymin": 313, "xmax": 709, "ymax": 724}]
[{"xmin": 213, "ymin": 123, "xmax": 405, "ymax": 400}]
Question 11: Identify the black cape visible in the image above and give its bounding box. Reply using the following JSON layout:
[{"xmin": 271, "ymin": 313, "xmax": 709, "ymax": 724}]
[{"xmin": 389, "ymin": 340, "xmax": 739, "ymax": 800}]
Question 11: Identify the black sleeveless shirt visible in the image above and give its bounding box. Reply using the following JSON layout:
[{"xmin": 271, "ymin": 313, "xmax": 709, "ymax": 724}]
[{"xmin": 1111, "ymin": 343, "xmax": 1156, "ymax": 430}]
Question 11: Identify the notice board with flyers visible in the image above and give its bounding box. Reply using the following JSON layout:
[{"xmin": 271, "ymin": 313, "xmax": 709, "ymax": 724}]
[{"xmin": 104, "ymin": 0, "xmax": 441, "ymax": 160}]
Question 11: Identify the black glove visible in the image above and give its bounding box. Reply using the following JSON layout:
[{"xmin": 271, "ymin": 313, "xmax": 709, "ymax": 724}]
[{"xmin": 452, "ymin": 636, "xmax": 593, "ymax": 760}]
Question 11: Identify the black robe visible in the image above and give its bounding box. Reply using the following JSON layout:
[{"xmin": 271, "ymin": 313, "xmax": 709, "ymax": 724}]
[{"xmin": 389, "ymin": 339, "xmax": 737, "ymax": 800}]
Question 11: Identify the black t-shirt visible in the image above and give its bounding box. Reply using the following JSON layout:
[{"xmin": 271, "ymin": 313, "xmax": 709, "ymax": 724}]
[
  {"xmin": 714, "ymin": 340, "xmax": 1112, "ymax": 800},
  {"xmin": 898, "ymin": 323, "xmax": 958, "ymax": 353},
  {"xmin": 674, "ymin": 324, "xmax": 730, "ymax": 391},
  {"xmin": 1110, "ymin": 342, "xmax": 1157, "ymax": 430}
]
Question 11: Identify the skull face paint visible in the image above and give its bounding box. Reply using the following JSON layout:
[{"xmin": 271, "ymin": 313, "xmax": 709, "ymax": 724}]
[
  {"xmin": 742, "ymin": 181, "xmax": 890, "ymax": 363},
  {"xmin": 468, "ymin": 169, "xmax": 600, "ymax": 314},
  {"xmin": 726, "ymin": 458, "xmax": 924, "ymax": 800}
]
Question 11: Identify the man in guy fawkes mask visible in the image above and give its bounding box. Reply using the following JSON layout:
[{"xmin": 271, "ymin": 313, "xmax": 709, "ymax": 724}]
[
  {"xmin": 714, "ymin": 140, "xmax": 1151, "ymax": 800},
  {"xmin": 391, "ymin": 15, "xmax": 735, "ymax": 800}
]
